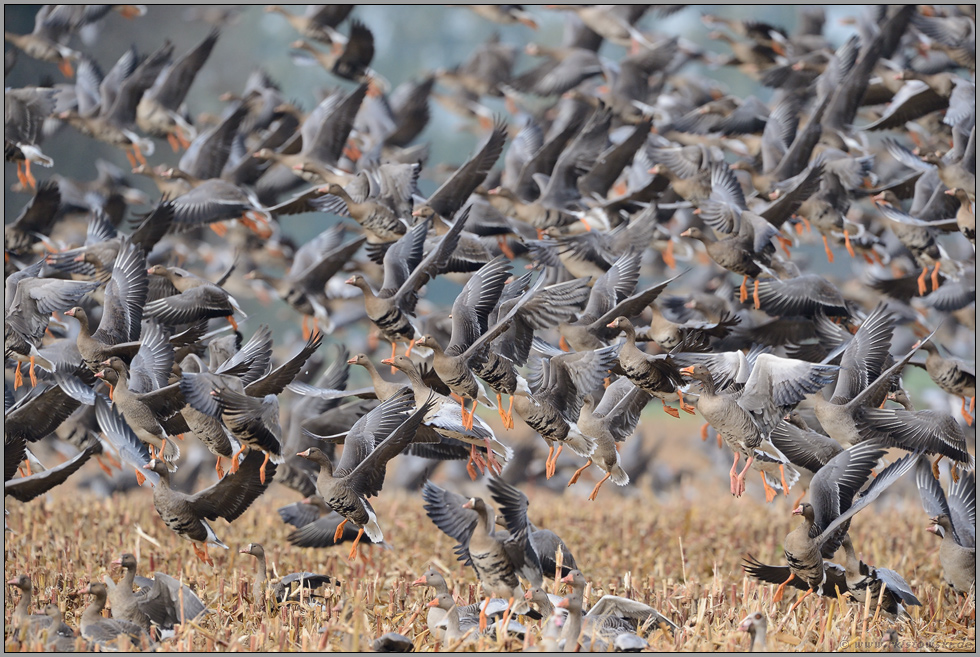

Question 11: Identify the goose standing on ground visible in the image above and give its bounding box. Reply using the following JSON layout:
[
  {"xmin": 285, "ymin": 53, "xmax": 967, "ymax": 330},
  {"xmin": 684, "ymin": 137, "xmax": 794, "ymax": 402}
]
[
  {"xmin": 76, "ymin": 582, "xmax": 151, "ymax": 650},
  {"xmin": 39, "ymin": 604, "xmax": 76, "ymax": 652},
  {"xmin": 239, "ymin": 543, "xmax": 338, "ymax": 609},
  {"xmin": 103, "ymin": 553, "xmax": 208, "ymax": 637},
  {"xmin": 737, "ymin": 611, "xmax": 768, "ymax": 652},
  {"xmin": 297, "ymin": 389, "xmax": 435, "ymax": 559},
  {"xmin": 8, "ymin": 575, "xmax": 53, "ymax": 642}
]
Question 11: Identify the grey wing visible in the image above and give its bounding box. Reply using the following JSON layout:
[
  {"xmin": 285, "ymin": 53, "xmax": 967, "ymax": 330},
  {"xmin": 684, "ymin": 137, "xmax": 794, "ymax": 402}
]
[
  {"xmin": 672, "ymin": 350, "xmax": 750, "ymax": 392},
  {"xmin": 809, "ymin": 441, "xmax": 886, "ymax": 538},
  {"xmin": 421, "ymin": 480, "xmax": 478, "ymax": 565},
  {"xmin": 278, "ymin": 501, "xmax": 322, "ymax": 529},
  {"xmin": 135, "ymin": 573, "xmax": 207, "ymax": 628},
  {"xmin": 858, "ymin": 408, "xmax": 973, "ymax": 467},
  {"xmin": 245, "ymin": 330, "xmax": 323, "ymax": 397},
  {"xmin": 587, "ymin": 595, "xmax": 678, "ymax": 633},
  {"xmin": 768, "ymin": 420, "xmax": 843, "ymax": 475},
  {"xmin": 446, "ymin": 256, "xmax": 511, "ymax": 354},
  {"xmin": 537, "ymin": 343, "xmax": 620, "ymax": 421},
  {"xmin": 188, "ymin": 449, "xmax": 276, "ymax": 522},
  {"xmin": 334, "ymin": 388, "xmax": 415, "ymax": 477},
  {"xmin": 487, "ymin": 477, "xmax": 543, "ymax": 587},
  {"xmin": 93, "ymin": 393, "xmax": 158, "ymax": 485},
  {"xmin": 830, "ymin": 303, "xmax": 895, "ymax": 403},
  {"xmin": 92, "ymin": 237, "xmax": 149, "ymax": 344},
  {"xmin": 378, "ymin": 219, "xmax": 428, "ymax": 297},
  {"xmin": 739, "ymin": 354, "xmax": 838, "ymax": 434},
  {"xmin": 947, "ymin": 470, "xmax": 976, "ymax": 548},
  {"xmin": 129, "ymin": 321, "xmax": 173, "ymax": 394},
  {"xmin": 3, "ymin": 444, "xmax": 98, "ymax": 503},
  {"xmin": 874, "ymin": 568, "xmax": 921, "ymax": 607},
  {"xmin": 346, "ymin": 394, "xmax": 436, "ymax": 498},
  {"xmin": 915, "ymin": 453, "xmax": 953, "ymax": 519},
  {"xmin": 816, "ymin": 451, "xmax": 919, "ymax": 546},
  {"xmin": 215, "ymin": 325, "xmax": 273, "ymax": 385},
  {"xmin": 595, "ymin": 379, "xmax": 652, "ymax": 442}
]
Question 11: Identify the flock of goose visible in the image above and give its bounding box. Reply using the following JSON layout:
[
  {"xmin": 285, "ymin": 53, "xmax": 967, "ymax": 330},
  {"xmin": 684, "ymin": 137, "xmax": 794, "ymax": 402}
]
[{"xmin": 4, "ymin": 3, "xmax": 976, "ymax": 652}]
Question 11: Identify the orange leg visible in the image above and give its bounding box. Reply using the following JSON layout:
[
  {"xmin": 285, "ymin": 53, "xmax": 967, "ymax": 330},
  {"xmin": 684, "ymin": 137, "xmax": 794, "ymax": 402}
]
[
  {"xmin": 787, "ymin": 588, "xmax": 813, "ymax": 613},
  {"xmin": 753, "ymin": 280, "xmax": 761, "ymax": 310},
  {"xmin": 799, "ymin": 216, "xmax": 811, "ymax": 232},
  {"xmin": 963, "ymin": 397, "xmax": 975, "ymax": 426},
  {"xmin": 497, "ymin": 236, "xmax": 516, "ymax": 260},
  {"xmin": 333, "ymin": 518, "xmax": 349, "ymax": 543},
  {"xmin": 700, "ymin": 422, "xmax": 710, "ymax": 441},
  {"xmin": 404, "ymin": 339, "xmax": 415, "ymax": 358},
  {"xmin": 793, "ymin": 489, "xmax": 806, "ymax": 509},
  {"xmin": 932, "ymin": 455, "xmax": 943, "ymax": 480},
  {"xmin": 729, "ymin": 452, "xmax": 741, "ymax": 496},
  {"xmin": 134, "ymin": 467, "xmax": 146, "ymax": 487},
  {"xmin": 843, "ymin": 229, "xmax": 855, "ymax": 258},
  {"xmin": 226, "ymin": 315, "xmax": 239, "ymax": 331},
  {"xmin": 125, "ymin": 148, "xmax": 138, "ymax": 168},
  {"xmin": 215, "ymin": 457, "xmax": 225, "ymax": 479},
  {"xmin": 13, "ymin": 363, "xmax": 24, "ymax": 390},
  {"xmin": 588, "ymin": 472, "xmax": 611, "ymax": 501},
  {"xmin": 132, "ymin": 143, "xmax": 147, "ymax": 167},
  {"xmin": 772, "ymin": 573, "xmax": 795, "ymax": 604},
  {"xmin": 95, "ymin": 456, "xmax": 114, "ymax": 476},
  {"xmin": 210, "ymin": 222, "xmax": 228, "ymax": 237},
  {"xmin": 58, "ymin": 58, "xmax": 74, "ymax": 78},
  {"xmin": 917, "ymin": 266, "xmax": 929, "ymax": 296},
  {"xmin": 229, "ymin": 444, "xmax": 247, "ymax": 474},
  {"xmin": 484, "ymin": 438, "xmax": 502, "ymax": 475},
  {"xmin": 760, "ymin": 472, "xmax": 777, "ymax": 503},
  {"xmin": 821, "ymin": 235, "xmax": 834, "ymax": 263},
  {"xmin": 662, "ymin": 239, "xmax": 676, "ymax": 270},
  {"xmin": 776, "ymin": 234, "xmax": 792, "ymax": 258},
  {"xmin": 347, "ymin": 528, "xmax": 365, "ymax": 561},
  {"xmin": 559, "ymin": 335, "xmax": 570, "ymax": 352},
  {"xmin": 167, "ymin": 133, "xmax": 181, "ymax": 152},
  {"xmin": 734, "ymin": 455, "xmax": 754, "ymax": 498},
  {"xmin": 301, "ymin": 316, "xmax": 311, "ymax": 340},
  {"xmin": 390, "ymin": 342, "xmax": 398, "ymax": 374},
  {"xmin": 259, "ymin": 451, "xmax": 271, "ymax": 485},
  {"xmin": 739, "ymin": 276, "xmax": 749, "ymax": 303},
  {"xmin": 930, "ymin": 263, "xmax": 941, "ymax": 292},
  {"xmin": 677, "ymin": 388, "xmax": 696, "ymax": 415},
  {"xmin": 28, "ymin": 355, "xmax": 37, "ymax": 387},
  {"xmin": 478, "ymin": 598, "xmax": 489, "ymax": 633},
  {"xmin": 175, "ymin": 125, "xmax": 191, "ymax": 149},
  {"xmin": 567, "ymin": 458, "xmax": 592, "ymax": 487},
  {"xmin": 23, "ymin": 160, "xmax": 36, "ymax": 189},
  {"xmin": 462, "ymin": 398, "xmax": 476, "ymax": 432},
  {"xmin": 779, "ymin": 464, "xmax": 789, "ymax": 496},
  {"xmin": 661, "ymin": 398, "xmax": 680, "ymax": 418},
  {"xmin": 16, "ymin": 161, "xmax": 28, "ymax": 188},
  {"xmin": 546, "ymin": 444, "xmax": 563, "ymax": 479},
  {"xmin": 506, "ymin": 395, "xmax": 514, "ymax": 430}
]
